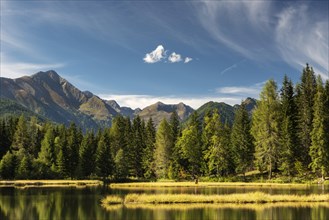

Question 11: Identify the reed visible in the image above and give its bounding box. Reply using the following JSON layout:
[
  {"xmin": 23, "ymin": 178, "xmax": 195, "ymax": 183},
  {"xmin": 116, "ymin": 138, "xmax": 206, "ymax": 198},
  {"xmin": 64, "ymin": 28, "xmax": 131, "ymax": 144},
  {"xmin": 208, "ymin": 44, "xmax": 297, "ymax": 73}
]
[
  {"xmin": 110, "ymin": 181, "xmax": 308, "ymax": 189},
  {"xmin": 0, "ymin": 180, "xmax": 101, "ymax": 187},
  {"xmin": 102, "ymin": 192, "xmax": 329, "ymax": 206}
]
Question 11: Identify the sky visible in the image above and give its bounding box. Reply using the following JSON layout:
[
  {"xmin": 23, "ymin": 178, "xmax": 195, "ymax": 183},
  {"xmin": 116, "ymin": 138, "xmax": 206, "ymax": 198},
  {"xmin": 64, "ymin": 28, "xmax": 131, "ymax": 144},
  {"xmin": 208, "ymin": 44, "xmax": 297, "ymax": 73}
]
[{"xmin": 1, "ymin": 0, "xmax": 328, "ymax": 109}]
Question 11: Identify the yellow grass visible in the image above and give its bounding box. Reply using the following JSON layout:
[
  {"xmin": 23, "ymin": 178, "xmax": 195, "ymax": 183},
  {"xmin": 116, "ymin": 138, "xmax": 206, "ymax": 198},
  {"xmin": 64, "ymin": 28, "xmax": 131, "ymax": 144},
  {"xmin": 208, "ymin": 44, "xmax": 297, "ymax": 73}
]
[
  {"xmin": 0, "ymin": 180, "xmax": 102, "ymax": 187},
  {"xmin": 101, "ymin": 192, "xmax": 329, "ymax": 206},
  {"xmin": 110, "ymin": 181, "xmax": 308, "ymax": 189},
  {"xmin": 123, "ymin": 202, "xmax": 329, "ymax": 211}
]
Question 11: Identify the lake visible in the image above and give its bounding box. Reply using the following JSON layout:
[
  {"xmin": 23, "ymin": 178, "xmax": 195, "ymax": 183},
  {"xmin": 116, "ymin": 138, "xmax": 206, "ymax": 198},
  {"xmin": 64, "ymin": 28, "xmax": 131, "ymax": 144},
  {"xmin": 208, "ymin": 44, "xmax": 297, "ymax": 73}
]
[{"xmin": 0, "ymin": 185, "xmax": 328, "ymax": 220}]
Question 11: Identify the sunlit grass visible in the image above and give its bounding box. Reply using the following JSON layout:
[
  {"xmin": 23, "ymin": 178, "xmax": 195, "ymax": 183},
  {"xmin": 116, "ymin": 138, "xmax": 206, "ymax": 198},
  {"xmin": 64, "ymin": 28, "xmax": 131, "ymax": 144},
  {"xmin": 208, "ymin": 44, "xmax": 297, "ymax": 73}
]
[
  {"xmin": 110, "ymin": 181, "xmax": 308, "ymax": 189},
  {"xmin": 122, "ymin": 202, "xmax": 329, "ymax": 211},
  {"xmin": 0, "ymin": 180, "xmax": 102, "ymax": 187},
  {"xmin": 102, "ymin": 192, "xmax": 329, "ymax": 207}
]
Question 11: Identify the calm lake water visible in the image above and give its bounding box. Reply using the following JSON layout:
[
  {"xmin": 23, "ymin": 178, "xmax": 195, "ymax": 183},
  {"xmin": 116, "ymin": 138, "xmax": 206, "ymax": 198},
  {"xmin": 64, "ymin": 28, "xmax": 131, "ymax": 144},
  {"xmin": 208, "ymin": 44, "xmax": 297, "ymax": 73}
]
[{"xmin": 0, "ymin": 185, "xmax": 328, "ymax": 220}]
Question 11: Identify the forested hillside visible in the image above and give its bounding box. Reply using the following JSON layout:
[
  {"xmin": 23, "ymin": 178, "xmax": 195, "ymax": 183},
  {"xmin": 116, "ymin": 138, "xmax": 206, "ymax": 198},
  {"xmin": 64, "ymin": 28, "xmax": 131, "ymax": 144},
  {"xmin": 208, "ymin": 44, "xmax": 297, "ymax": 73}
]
[{"xmin": 0, "ymin": 64, "xmax": 328, "ymax": 182}]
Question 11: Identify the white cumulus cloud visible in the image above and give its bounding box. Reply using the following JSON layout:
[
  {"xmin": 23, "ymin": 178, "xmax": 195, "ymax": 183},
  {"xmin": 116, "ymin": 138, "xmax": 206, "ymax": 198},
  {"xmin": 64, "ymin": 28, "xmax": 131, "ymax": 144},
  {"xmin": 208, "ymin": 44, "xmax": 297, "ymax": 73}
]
[
  {"xmin": 184, "ymin": 57, "xmax": 193, "ymax": 63},
  {"xmin": 143, "ymin": 45, "xmax": 166, "ymax": 63},
  {"xmin": 168, "ymin": 52, "xmax": 182, "ymax": 63}
]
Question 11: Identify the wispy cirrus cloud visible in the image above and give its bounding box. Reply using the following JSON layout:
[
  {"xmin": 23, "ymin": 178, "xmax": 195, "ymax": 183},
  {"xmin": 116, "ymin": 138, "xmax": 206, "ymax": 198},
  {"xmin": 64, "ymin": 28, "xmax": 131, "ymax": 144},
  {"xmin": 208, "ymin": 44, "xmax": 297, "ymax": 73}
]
[
  {"xmin": 216, "ymin": 82, "xmax": 265, "ymax": 98},
  {"xmin": 0, "ymin": 56, "xmax": 66, "ymax": 79},
  {"xmin": 99, "ymin": 94, "xmax": 240, "ymax": 109},
  {"xmin": 194, "ymin": 1, "xmax": 328, "ymax": 78},
  {"xmin": 275, "ymin": 4, "xmax": 329, "ymax": 79}
]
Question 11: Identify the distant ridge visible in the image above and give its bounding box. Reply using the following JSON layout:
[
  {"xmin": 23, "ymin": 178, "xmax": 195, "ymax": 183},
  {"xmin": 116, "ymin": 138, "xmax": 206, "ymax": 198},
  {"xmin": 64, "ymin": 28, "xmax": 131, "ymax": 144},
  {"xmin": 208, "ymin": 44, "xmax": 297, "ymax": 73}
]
[{"xmin": 0, "ymin": 70, "xmax": 257, "ymax": 129}]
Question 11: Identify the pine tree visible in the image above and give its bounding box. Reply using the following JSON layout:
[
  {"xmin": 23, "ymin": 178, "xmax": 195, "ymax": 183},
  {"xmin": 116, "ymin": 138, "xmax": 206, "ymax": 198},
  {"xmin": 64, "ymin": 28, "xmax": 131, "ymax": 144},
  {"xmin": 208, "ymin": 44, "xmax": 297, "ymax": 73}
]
[
  {"xmin": 55, "ymin": 125, "xmax": 69, "ymax": 178},
  {"xmin": 142, "ymin": 118, "xmax": 156, "ymax": 179},
  {"xmin": 95, "ymin": 131, "xmax": 113, "ymax": 180},
  {"xmin": 296, "ymin": 64, "xmax": 316, "ymax": 168},
  {"xmin": 67, "ymin": 122, "xmax": 80, "ymax": 179},
  {"xmin": 0, "ymin": 151, "xmax": 17, "ymax": 179},
  {"xmin": 251, "ymin": 79, "xmax": 281, "ymax": 179},
  {"xmin": 0, "ymin": 118, "xmax": 11, "ymax": 160},
  {"xmin": 17, "ymin": 154, "xmax": 33, "ymax": 179},
  {"xmin": 309, "ymin": 76, "xmax": 328, "ymax": 180},
  {"xmin": 110, "ymin": 116, "xmax": 129, "ymax": 179},
  {"xmin": 38, "ymin": 125, "xmax": 56, "ymax": 168},
  {"xmin": 11, "ymin": 115, "xmax": 29, "ymax": 152},
  {"xmin": 279, "ymin": 75, "xmax": 298, "ymax": 176},
  {"xmin": 177, "ymin": 124, "xmax": 202, "ymax": 178},
  {"xmin": 29, "ymin": 116, "xmax": 42, "ymax": 158},
  {"xmin": 79, "ymin": 131, "xmax": 96, "ymax": 178},
  {"xmin": 130, "ymin": 116, "xmax": 145, "ymax": 177},
  {"xmin": 231, "ymin": 102, "xmax": 254, "ymax": 177},
  {"xmin": 154, "ymin": 119, "xmax": 173, "ymax": 179},
  {"xmin": 169, "ymin": 112, "xmax": 182, "ymax": 179}
]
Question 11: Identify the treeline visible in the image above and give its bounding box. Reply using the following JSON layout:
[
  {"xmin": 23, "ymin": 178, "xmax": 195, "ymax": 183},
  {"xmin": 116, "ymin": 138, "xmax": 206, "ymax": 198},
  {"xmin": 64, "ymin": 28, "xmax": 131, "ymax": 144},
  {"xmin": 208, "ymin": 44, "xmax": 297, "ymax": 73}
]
[{"xmin": 0, "ymin": 64, "xmax": 328, "ymax": 181}]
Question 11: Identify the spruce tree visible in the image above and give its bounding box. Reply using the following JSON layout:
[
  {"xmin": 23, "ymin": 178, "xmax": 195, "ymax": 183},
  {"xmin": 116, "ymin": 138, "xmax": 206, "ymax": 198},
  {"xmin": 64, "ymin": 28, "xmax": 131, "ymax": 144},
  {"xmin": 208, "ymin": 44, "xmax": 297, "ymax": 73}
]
[
  {"xmin": 154, "ymin": 119, "xmax": 173, "ymax": 179},
  {"xmin": 79, "ymin": 131, "xmax": 96, "ymax": 178},
  {"xmin": 231, "ymin": 102, "xmax": 254, "ymax": 177},
  {"xmin": 67, "ymin": 122, "xmax": 80, "ymax": 179},
  {"xmin": 38, "ymin": 125, "xmax": 56, "ymax": 168},
  {"xmin": 130, "ymin": 116, "xmax": 145, "ymax": 177},
  {"xmin": 169, "ymin": 112, "xmax": 182, "ymax": 179},
  {"xmin": 251, "ymin": 79, "xmax": 281, "ymax": 179},
  {"xmin": 309, "ymin": 76, "xmax": 328, "ymax": 180},
  {"xmin": 177, "ymin": 124, "xmax": 202, "ymax": 178},
  {"xmin": 0, "ymin": 151, "xmax": 17, "ymax": 179},
  {"xmin": 95, "ymin": 131, "xmax": 113, "ymax": 180},
  {"xmin": 142, "ymin": 118, "xmax": 156, "ymax": 179},
  {"xmin": 279, "ymin": 75, "xmax": 298, "ymax": 176},
  {"xmin": 296, "ymin": 64, "xmax": 316, "ymax": 168},
  {"xmin": 11, "ymin": 115, "xmax": 29, "ymax": 152}
]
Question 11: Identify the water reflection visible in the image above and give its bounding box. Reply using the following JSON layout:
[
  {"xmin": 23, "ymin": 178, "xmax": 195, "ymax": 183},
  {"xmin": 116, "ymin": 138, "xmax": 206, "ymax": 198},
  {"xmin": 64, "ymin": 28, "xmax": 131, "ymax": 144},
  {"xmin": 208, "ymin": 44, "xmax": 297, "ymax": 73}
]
[{"xmin": 0, "ymin": 186, "xmax": 328, "ymax": 220}]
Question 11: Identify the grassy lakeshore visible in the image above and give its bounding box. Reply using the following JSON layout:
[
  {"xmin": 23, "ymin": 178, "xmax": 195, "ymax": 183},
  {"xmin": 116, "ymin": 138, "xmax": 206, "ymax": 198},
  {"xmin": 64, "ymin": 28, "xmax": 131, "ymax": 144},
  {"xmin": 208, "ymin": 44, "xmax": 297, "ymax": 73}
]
[
  {"xmin": 102, "ymin": 192, "xmax": 329, "ymax": 205},
  {"xmin": 0, "ymin": 180, "xmax": 102, "ymax": 187},
  {"xmin": 102, "ymin": 202, "xmax": 329, "ymax": 212},
  {"xmin": 110, "ymin": 181, "xmax": 308, "ymax": 189}
]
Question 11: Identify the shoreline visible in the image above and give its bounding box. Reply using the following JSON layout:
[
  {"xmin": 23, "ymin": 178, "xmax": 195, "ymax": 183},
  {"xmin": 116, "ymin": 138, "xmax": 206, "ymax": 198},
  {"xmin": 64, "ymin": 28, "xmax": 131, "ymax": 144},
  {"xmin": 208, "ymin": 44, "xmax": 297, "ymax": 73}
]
[{"xmin": 0, "ymin": 180, "xmax": 102, "ymax": 187}]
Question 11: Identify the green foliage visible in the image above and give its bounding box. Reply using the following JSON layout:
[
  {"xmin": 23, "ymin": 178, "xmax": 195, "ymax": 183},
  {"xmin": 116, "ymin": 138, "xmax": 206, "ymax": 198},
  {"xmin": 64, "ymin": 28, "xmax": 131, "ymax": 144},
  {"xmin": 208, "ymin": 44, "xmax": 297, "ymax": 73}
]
[
  {"xmin": 231, "ymin": 102, "xmax": 254, "ymax": 176},
  {"xmin": 79, "ymin": 131, "xmax": 96, "ymax": 178},
  {"xmin": 252, "ymin": 79, "xmax": 281, "ymax": 179},
  {"xmin": 279, "ymin": 75, "xmax": 298, "ymax": 176},
  {"xmin": 309, "ymin": 76, "xmax": 328, "ymax": 179},
  {"xmin": 95, "ymin": 131, "xmax": 113, "ymax": 179},
  {"xmin": 38, "ymin": 125, "xmax": 56, "ymax": 168},
  {"xmin": 154, "ymin": 119, "xmax": 173, "ymax": 179},
  {"xmin": 296, "ymin": 64, "xmax": 316, "ymax": 167},
  {"xmin": 142, "ymin": 118, "xmax": 156, "ymax": 179},
  {"xmin": 177, "ymin": 124, "xmax": 202, "ymax": 177},
  {"xmin": 0, "ymin": 151, "xmax": 17, "ymax": 179}
]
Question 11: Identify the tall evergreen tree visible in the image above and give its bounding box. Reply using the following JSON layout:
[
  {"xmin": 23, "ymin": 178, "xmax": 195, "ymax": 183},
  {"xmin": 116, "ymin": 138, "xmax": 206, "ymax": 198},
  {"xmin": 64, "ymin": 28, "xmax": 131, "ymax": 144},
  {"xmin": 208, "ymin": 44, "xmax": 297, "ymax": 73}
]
[
  {"xmin": 279, "ymin": 75, "xmax": 298, "ymax": 176},
  {"xmin": 0, "ymin": 151, "xmax": 17, "ymax": 179},
  {"xmin": 38, "ymin": 125, "xmax": 56, "ymax": 168},
  {"xmin": 95, "ymin": 131, "xmax": 113, "ymax": 180},
  {"xmin": 79, "ymin": 131, "xmax": 96, "ymax": 178},
  {"xmin": 177, "ymin": 124, "xmax": 202, "ymax": 178},
  {"xmin": 11, "ymin": 115, "xmax": 29, "ymax": 152},
  {"xmin": 154, "ymin": 119, "xmax": 173, "ymax": 179},
  {"xmin": 67, "ymin": 122, "xmax": 81, "ymax": 179},
  {"xmin": 169, "ymin": 112, "xmax": 182, "ymax": 179},
  {"xmin": 231, "ymin": 102, "xmax": 254, "ymax": 177},
  {"xmin": 309, "ymin": 76, "xmax": 328, "ymax": 180},
  {"xmin": 29, "ymin": 116, "xmax": 42, "ymax": 157},
  {"xmin": 296, "ymin": 64, "xmax": 316, "ymax": 168},
  {"xmin": 142, "ymin": 118, "xmax": 156, "ymax": 179},
  {"xmin": 130, "ymin": 115, "xmax": 145, "ymax": 177},
  {"xmin": 55, "ymin": 125, "xmax": 69, "ymax": 178},
  {"xmin": 251, "ymin": 79, "xmax": 281, "ymax": 179},
  {"xmin": 110, "ymin": 116, "xmax": 129, "ymax": 179}
]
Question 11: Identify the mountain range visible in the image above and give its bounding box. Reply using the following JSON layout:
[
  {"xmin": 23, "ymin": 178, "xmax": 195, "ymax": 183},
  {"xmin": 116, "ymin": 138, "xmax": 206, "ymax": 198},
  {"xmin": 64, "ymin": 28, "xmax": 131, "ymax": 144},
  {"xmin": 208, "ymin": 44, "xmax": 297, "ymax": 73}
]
[{"xmin": 0, "ymin": 70, "xmax": 256, "ymax": 129}]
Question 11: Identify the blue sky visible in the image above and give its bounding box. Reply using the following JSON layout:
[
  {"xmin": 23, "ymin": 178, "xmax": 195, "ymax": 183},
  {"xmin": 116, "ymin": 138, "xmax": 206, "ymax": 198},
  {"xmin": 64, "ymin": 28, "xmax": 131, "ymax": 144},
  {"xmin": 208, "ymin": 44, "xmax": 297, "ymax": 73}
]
[{"xmin": 1, "ymin": 0, "xmax": 328, "ymax": 109}]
